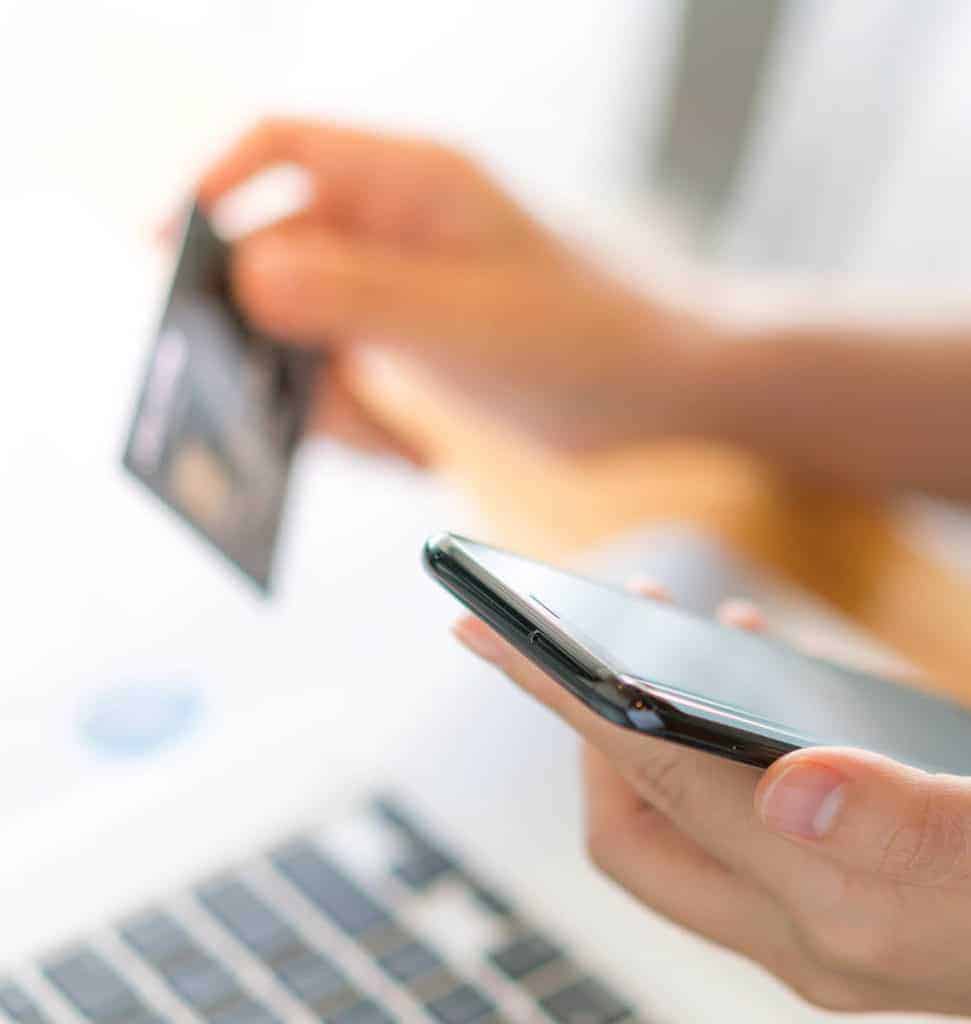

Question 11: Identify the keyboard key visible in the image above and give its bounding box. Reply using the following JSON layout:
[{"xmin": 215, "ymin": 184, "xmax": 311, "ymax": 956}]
[
  {"xmin": 206, "ymin": 997, "xmax": 279, "ymax": 1024},
  {"xmin": 42, "ymin": 948, "xmax": 145, "ymax": 1021},
  {"xmin": 489, "ymin": 933, "xmax": 562, "ymax": 979},
  {"xmin": 371, "ymin": 798, "xmax": 453, "ymax": 853},
  {"xmin": 393, "ymin": 848, "xmax": 452, "ymax": 889},
  {"xmin": 271, "ymin": 842, "xmax": 391, "ymax": 935},
  {"xmin": 330, "ymin": 1000, "xmax": 395, "ymax": 1024},
  {"xmin": 370, "ymin": 797, "xmax": 421, "ymax": 836},
  {"xmin": 121, "ymin": 912, "xmax": 246, "ymax": 1017},
  {"xmin": 378, "ymin": 940, "xmax": 443, "ymax": 983},
  {"xmin": 18, "ymin": 802, "xmax": 640, "ymax": 1024},
  {"xmin": 0, "ymin": 981, "xmax": 51, "ymax": 1023},
  {"xmin": 467, "ymin": 883, "xmax": 514, "ymax": 918},
  {"xmin": 372, "ymin": 798, "xmax": 456, "ymax": 888},
  {"xmin": 120, "ymin": 911, "xmax": 194, "ymax": 966},
  {"xmin": 160, "ymin": 954, "xmax": 241, "ymax": 1012},
  {"xmin": 273, "ymin": 950, "xmax": 349, "ymax": 1005},
  {"xmin": 426, "ymin": 983, "xmax": 495, "ymax": 1024},
  {"xmin": 197, "ymin": 879, "xmax": 303, "ymax": 963},
  {"xmin": 540, "ymin": 977, "xmax": 631, "ymax": 1024}
]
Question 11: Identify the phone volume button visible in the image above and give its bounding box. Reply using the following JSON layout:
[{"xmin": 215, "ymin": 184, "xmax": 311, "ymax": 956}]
[{"xmin": 528, "ymin": 631, "xmax": 590, "ymax": 678}]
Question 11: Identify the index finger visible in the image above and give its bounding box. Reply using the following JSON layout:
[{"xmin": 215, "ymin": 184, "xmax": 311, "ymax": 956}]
[
  {"xmin": 198, "ymin": 118, "xmax": 316, "ymax": 208},
  {"xmin": 198, "ymin": 118, "xmax": 396, "ymax": 210}
]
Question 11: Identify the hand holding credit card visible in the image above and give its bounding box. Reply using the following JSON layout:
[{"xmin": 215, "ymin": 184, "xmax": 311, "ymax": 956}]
[{"xmin": 123, "ymin": 204, "xmax": 321, "ymax": 592}]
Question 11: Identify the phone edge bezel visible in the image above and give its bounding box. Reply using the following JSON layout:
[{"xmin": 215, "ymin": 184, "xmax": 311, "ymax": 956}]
[{"xmin": 423, "ymin": 532, "xmax": 802, "ymax": 769}]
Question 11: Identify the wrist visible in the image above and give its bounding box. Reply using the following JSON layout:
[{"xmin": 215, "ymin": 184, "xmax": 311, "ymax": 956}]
[{"xmin": 647, "ymin": 309, "xmax": 757, "ymax": 445}]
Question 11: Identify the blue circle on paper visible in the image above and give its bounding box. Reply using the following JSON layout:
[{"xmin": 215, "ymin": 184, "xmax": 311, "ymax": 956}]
[{"xmin": 79, "ymin": 682, "xmax": 203, "ymax": 758}]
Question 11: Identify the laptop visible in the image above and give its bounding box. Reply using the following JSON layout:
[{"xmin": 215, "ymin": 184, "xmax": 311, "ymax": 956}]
[
  {"xmin": 0, "ymin": 710, "xmax": 643, "ymax": 1024},
  {"xmin": 0, "ymin": 570, "xmax": 660, "ymax": 1024},
  {"xmin": 3, "ymin": 444, "xmax": 881, "ymax": 1024}
]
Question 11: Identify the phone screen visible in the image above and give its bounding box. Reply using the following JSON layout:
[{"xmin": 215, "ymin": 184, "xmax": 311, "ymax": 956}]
[{"xmin": 453, "ymin": 537, "xmax": 971, "ymax": 774}]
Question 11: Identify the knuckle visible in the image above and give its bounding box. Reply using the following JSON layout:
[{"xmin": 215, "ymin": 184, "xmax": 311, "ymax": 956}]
[
  {"xmin": 251, "ymin": 115, "xmax": 316, "ymax": 162},
  {"xmin": 255, "ymin": 114, "xmax": 302, "ymax": 140},
  {"xmin": 626, "ymin": 748, "xmax": 692, "ymax": 818},
  {"xmin": 878, "ymin": 790, "xmax": 971, "ymax": 885},
  {"xmin": 253, "ymin": 114, "xmax": 288, "ymax": 145},
  {"xmin": 417, "ymin": 139, "xmax": 477, "ymax": 178},
  {"xmin": 253, "ymin": 113, "xmax": 277, "ymax": 133}
]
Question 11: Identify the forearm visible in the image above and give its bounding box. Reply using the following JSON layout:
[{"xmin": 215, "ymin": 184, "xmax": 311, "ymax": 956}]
[{"xmin": 697, "ymin": 322, "xmax": 971, "ymax": 501}]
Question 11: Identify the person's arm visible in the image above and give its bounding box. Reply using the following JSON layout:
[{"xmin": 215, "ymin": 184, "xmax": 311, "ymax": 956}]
[
  {"xmin": 199, "ymin": 119, "xmax": 971, "ymax": 502},
  {"xmin": 704, "ymin": 323, "xmax": 971, "ymax": 502}
]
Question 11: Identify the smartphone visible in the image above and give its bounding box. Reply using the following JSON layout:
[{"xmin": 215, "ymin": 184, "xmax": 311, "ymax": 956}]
[{"xmin": 424, "ymin": 532, "xmax": 971, "ymax": 773}]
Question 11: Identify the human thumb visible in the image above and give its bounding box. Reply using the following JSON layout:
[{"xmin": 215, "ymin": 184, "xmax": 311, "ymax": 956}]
[{"xmin": 755, "ymin": 747, "xmax": 971, "ymax": 886}]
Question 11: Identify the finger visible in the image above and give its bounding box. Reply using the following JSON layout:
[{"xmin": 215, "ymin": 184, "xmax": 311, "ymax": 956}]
[
  {"xmin": 311, "ymin": 363, "xmax": 429, "ymax": 467},
  {"xmin": 197, "ymin": 118, "xmax": 324, "ymax": 209},
  {"xmin": 717, "ymin": 599, "xmax": 767, "ymax": 632},
  {"xmin": 197, "ymin": 118, "xmax": 423, "ymax": 214},
  {"xmin": 625, "ymin": 577, "xmax": 673, "ymax": 603},
  {"xmin": 451, "ymin": 613, "xmax": 765, "ymax": 812},
  {"xmin": 755, "ymin": 746, "xmax": 971, "ymax": 888},
  {"xmin": 200, "ymin": 118, "xmax": 493, "ymax": 251},
  {"xmin": 583, "ymin": 745, "xmax": 795, "ymax": 967},
  {"xmin": 230, "ymin": 223, "xmax": 510, "ymax": 349},
  {"xmin": 451, "ymin": 615, "xmax": 830, "ymax": 907},
  {"xmin": 452, "ymin": 615, "xmax": 638, "ymax": 735}
]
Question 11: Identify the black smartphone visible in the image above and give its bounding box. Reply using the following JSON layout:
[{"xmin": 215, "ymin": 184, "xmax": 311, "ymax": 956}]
[{"xmin": 424, "ymin": 532, "xmax": 971, "ymax": 772}]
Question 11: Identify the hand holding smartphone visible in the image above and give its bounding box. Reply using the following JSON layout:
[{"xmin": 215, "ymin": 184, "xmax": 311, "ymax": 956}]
[{"xmin": 425, "ymin": 532, "xmax": 971, "ymax": 773}]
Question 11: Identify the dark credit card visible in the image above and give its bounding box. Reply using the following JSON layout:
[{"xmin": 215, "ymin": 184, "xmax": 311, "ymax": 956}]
[{"xmin": 123, "ymin": 204, "xmax": 320, "ymax": 592}]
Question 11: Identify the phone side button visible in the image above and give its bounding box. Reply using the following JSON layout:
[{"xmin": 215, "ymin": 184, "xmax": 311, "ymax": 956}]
[{"xmin": 527, "ymin": 631, "xmax": 592, "ymax": 678}]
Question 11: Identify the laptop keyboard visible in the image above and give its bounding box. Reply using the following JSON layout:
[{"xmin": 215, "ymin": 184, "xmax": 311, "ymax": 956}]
[{"xmin": 0, "ymin": 797, "xmax": 642, "ymax": 1023}]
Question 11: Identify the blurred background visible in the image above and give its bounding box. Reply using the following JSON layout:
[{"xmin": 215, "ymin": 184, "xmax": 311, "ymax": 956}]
[
  {"xmin": 9, "ymin": 0, "xmax": 971, "ymax": 273},
  {"xmin": 5, "ymin": 1, "xmax": 971, "ymax": 1020}
]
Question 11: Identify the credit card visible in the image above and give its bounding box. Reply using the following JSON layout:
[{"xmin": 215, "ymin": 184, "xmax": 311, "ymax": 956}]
[{"xmin": 123, "ymin": 204, "xmax": 320, "ymax": 593}]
